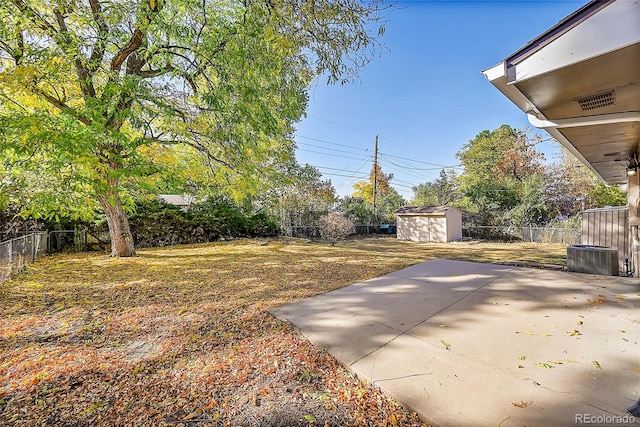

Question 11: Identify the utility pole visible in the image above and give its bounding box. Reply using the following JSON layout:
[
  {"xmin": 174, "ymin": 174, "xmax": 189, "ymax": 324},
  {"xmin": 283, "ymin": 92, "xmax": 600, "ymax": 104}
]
[{"xmin": 373, "ymin": 135, "xmax": 378, "ymax": 217}]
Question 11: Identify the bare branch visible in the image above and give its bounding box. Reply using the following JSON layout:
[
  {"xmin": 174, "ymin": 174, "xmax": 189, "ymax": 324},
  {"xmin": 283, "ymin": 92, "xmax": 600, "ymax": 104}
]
[
  {"xmin": 181, "ymin": 139, "xmax": 234, "ymax": 169},
  {"xmin": 111, "ymin": 28, "xmax": 144, "ymax": 73},
  {"xmin": 137, "ymin": 66, "xmax": 172, "ymax": 78},
  {"xmin": 111, "ymin": 0, "xmax": 161, "ymax": 73},
  {"xmin": 136, "ymin": 95, "xmax": 187, "ymax": 121},
  {"xmin": 139, "ymin": 62, "xmax": 198, "ymax": 94}
]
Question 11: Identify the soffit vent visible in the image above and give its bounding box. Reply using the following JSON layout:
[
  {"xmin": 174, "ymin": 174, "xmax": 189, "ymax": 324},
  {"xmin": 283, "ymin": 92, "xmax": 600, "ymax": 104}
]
[{"xmin": 576, "ymin": 90, "xmax": 616, "ymax": 111}]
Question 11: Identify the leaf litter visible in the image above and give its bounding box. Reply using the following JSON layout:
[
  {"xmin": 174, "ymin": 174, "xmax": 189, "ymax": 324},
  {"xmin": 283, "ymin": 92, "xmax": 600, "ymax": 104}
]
[{"xmin": 0, "ymin": 238, "xmax": 567, "ymax": 426}]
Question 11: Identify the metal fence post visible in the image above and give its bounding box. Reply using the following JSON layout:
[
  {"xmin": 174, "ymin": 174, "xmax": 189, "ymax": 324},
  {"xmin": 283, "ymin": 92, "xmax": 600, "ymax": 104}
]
[{"xmin": 0, "ymin": 232, "xmax": 47, "ymax": 284}]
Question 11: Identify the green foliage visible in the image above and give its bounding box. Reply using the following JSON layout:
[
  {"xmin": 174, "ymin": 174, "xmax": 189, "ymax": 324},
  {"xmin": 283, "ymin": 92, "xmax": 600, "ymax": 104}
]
[
  {"xmin": 349, "ymin": 164, "xmax": 405, "ymax": 223},
  {"xmin": 339, "ymin": 196, "xmax": 376, "ymax": 224},
  {"xmin": 456, "ymin": 130, "xmax": 629, "ymax": 228},
  {"xmin": 264, "ymin": 164, "xmax": 336, "ymax": 231},
  {"xmin": 590, "ymin": 182, "xmax": 627, "ymax": 208},
  {"xmin": 339, "ymin": 190, "xmax": 406, "ymax": 225},
  {"xmin": 411, "ymin": 182, "xmax": 438, "ymax": 207},
  {"xmin": 129, "ymin": 198, "xmax": 279, "ymax": 247},
  {"xmin": 411, "ymin": 169, "xmax": 460, "ymax": 207},
  {"xmin": 375, "ymin": 189, "xmax": 406, "ymax": 223},
  {"xmin": 456, "ymin": 126, "xmax": 546, "ymax": 225},
  {"xmin": 505, "ymin": 174, "xmax": 547, "ymax": 227},
  {"xmin": 0, "ymin": 0, "xmax": 387, "ymax": 255},
  {"xmin": 352, "ymin": 163, "xmax": 394, "ymax": 204}
]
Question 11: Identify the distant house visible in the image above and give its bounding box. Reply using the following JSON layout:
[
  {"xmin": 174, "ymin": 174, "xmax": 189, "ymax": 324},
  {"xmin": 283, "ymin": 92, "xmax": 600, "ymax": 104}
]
[
  {"xmin": 157, "ymin": 194, "xmax": 197, "ymax": 209},
  {"xmin": 395, "ymin": 206, "xmax": 462, "ymax": 243}
]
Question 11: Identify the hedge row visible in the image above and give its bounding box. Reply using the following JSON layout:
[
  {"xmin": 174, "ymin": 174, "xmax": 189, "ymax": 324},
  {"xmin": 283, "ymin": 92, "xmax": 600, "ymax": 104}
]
[{"xmin": 128, "ymin": 198, "xmax": 279, "ymax": 248}]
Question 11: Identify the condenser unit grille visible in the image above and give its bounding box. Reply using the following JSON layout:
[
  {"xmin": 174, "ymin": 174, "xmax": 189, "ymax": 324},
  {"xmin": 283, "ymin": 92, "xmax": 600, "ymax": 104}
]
[
  {"xmin": 567, "ymin": 245, "xmax": 618, "ymax": 276},
  {"xmin": 576, "ymin": 91, "xmax": 615, "ymax": 111}
]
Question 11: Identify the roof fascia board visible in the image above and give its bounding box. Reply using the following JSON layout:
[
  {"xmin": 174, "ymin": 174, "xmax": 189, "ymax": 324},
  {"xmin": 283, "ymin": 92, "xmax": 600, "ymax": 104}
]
[
  {"xmin": 482, "ymin": 63, "xmax": 504, "ymax": 82},
  {"xmin": 508, "ymin": 1, "xmax": 639, "ymax": 84},
  {"xmin": 504, "ymin": 0, "xmax": 613, "ymax": 84}
]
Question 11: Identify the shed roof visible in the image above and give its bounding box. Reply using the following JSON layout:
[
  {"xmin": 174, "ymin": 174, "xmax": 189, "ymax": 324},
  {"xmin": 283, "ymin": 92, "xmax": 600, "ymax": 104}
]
[
  {"xmin": 395, "ymin": 206, "xmax": 460, "ymax": 215},
  {"xmin": 158, "ymin": 194, "xmax": 196, "ymax": 206}
]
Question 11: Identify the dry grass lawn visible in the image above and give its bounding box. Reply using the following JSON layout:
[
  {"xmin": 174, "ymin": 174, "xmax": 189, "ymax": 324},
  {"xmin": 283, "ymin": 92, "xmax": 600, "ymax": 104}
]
[{"xmin": 0, "ymin": 237, "xmax": 567, "ymax": 426}]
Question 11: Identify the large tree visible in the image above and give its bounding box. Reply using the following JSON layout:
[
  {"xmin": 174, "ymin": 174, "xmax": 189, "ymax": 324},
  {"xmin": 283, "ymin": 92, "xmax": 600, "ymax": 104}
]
[
  {"xmin": 265, "ymin": 164, "xmax": 337, "ymax": 233},
  {"xmin": 352, "ymin": 163, "xmax": 393, "ymax": 204},
  {"xmin": 544, "ymin": 145, "xmax": 627, "ymax": 218},
  {"xmin": 0, "ymin": 0, "xmax": 386, "ymax": 256},
  {"xmin": 411, "ymin": 169, "xmax": 459, "ymax": 207},
  {"xmin": 351, "ymin": 164, "xmax": 404, "ymax": 223},
  {"xmin": 456, "ymin": 125, "xmax": 546, "ymax": 225}
]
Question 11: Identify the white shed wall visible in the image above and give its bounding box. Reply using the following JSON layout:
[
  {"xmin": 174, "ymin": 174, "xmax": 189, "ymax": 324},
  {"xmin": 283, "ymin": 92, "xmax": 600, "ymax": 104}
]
[
  {"xmin": 446, "ymin": 209, "xmax": 462, "ymax": 242},
  {"xmin": 397, "ymin": 215, "xmax": 448, "ymax": 243}
]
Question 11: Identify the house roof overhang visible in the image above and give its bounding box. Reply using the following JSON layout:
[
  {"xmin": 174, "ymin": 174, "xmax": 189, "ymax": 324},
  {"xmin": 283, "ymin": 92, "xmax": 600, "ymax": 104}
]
[{"xmin": 482, "ymin": 0, "xmax": 640, "ymax": 185}]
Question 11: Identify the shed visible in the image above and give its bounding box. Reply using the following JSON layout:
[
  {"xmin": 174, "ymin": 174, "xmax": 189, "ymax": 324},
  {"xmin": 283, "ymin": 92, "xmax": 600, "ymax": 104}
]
[
  {"xmin": 395, "ymin": 206, "xmax": 462, "ymax": 243},
  {"xmin": 157, "ymin": 194, "xmax": 196, "ymax": 209}
]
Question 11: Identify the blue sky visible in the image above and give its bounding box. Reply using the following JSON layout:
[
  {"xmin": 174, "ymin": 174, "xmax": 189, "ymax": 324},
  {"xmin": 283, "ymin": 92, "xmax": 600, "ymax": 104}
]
[{"xmin": 293, "ymin": 0, "xmax": 589, "ymax": 199}]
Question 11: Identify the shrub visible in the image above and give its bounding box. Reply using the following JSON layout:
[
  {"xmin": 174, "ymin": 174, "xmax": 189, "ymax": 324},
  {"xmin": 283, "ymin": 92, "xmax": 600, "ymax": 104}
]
[
  {"xmin": 128, "ymin": 198, "xmax": 280, "ymax": 247},
  {"xmin": 318, "ymin": 213, "xmax": 354, "ymax": 245}
]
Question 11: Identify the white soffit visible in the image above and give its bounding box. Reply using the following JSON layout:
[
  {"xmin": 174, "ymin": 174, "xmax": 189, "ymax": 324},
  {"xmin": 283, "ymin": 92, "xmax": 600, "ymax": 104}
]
[{"xmin": 507, "ymin": 0, "xmax": 640, "ymax": 84}]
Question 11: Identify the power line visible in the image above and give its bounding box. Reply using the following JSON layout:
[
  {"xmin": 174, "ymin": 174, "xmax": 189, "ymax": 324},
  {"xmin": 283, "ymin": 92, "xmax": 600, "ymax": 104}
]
[
  {"xmin": 377, "ymin": 157, "xmax": 437, "ymax": 181},
  {"xmin": 296, "ymin": 147, "xmax": 369, "ymax": 162},
  {"xmin": 295, "ymin": 134, "xmax": 370, "ymax": 152},
  {"xmin": 305, "ymin": 115, "xmax": 377, "ymax": 136},
  {"xmin": 297, "ymin": 132, "xmax": 458, "ymax": 170},
  {"xmin": 313, "ymin": 165, "xmax": 369, "ymax": 176},
  {"xmin": 309, "ymin": 163, "xmax": 417, "ymax": 192},
  {"xmin": 311, "ymin": 157, "xmax": 373, "ymax": 189},
  {"xmin": 296, "ymin": 141, "xmax": 370, "ymax": 157},
  {"xmin": 378, "ymin": 151, "xmax": 460, "ymax": 168},
  {"xmin": 378, "ymin": 153, "xmax": 450, "ymax": 172}
]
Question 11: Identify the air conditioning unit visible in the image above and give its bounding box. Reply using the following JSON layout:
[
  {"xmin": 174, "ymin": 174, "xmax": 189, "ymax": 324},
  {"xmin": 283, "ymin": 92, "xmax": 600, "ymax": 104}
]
[{"xmin": 567, "ymin": 245, "xmax": 618, "ymax": 276}]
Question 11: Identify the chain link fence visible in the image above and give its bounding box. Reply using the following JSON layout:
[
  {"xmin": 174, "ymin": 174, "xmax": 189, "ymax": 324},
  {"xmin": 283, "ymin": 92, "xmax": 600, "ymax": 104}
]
[
  {"xmin": 283, "ymin": 224, "xmax": 396, "ymax": 239},
  {"xmin": 0, "ymin": 232, "xmax": 47, "ymax": 284},
  {"xmin": 47, "ymin": 229, "xmax": 88, "ymax": 253},
  {"xmin": 463, "ymin": 226, "xmax": 581, "ymax": 244}
]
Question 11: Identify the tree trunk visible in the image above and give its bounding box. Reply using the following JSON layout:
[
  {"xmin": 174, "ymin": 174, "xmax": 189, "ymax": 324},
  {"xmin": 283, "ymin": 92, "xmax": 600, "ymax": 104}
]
[{"xmin": 98, "ymin": 193, "xmax": 135, "ymax": 257}]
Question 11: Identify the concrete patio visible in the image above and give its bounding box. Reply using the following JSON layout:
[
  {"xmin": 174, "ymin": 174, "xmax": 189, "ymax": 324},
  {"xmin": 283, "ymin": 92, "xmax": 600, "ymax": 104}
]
[{"xmin": 269, "ymin": 259, "xmax": 640, "ymax": 426}]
